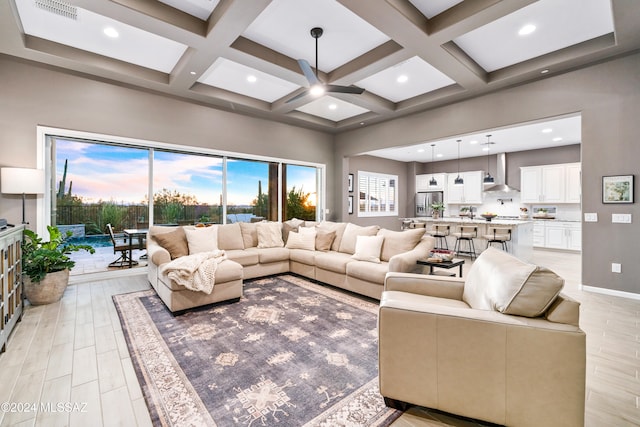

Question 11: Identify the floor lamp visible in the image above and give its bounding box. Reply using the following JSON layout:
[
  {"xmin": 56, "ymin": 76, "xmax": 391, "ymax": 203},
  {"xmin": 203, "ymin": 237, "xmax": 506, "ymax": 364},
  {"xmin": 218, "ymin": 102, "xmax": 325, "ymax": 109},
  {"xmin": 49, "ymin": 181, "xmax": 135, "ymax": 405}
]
[{"xmin": 1, "ymin": 167, "xmax": 45, "ymax": 224}]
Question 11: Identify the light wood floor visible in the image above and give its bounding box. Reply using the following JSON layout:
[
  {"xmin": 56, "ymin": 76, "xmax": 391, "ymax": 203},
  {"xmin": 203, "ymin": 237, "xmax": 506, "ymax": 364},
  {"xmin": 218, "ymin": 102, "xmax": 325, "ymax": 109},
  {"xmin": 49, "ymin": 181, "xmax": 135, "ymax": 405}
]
[{"xmin": 0, "ymin": 250, "xmax": 638, "ymax": 426}]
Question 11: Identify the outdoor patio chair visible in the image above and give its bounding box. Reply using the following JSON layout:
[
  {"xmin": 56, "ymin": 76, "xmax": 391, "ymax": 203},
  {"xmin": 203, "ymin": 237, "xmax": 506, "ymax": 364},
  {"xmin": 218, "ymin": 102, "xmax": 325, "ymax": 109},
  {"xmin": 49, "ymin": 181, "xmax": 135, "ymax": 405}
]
[{"xmin": 106, "ymin": 223, "xmax": 142, "ymax": 268}]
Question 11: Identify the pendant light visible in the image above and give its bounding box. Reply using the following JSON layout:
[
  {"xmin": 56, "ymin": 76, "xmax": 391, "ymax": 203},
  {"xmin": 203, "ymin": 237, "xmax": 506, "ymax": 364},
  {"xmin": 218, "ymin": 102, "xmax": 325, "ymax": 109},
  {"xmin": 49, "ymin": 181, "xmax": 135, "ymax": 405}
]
[
  {"xmin": 454, "ymin": 139, "xmax": 464, "ymax": 186},
  {"xmin": 483, "ymin": 134, "xmax": 495, "ymax": 184},
  {"xmin": 429, "ymin": 144, "xmax": 438, "ymax": 187}
]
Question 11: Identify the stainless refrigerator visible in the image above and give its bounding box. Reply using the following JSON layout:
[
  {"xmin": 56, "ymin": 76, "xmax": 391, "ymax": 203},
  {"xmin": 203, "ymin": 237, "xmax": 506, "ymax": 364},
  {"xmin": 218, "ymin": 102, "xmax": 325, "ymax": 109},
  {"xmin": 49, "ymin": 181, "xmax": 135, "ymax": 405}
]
[{"xmin": 416, "ymin": 191, "xmax": 443, "ymax": 217}]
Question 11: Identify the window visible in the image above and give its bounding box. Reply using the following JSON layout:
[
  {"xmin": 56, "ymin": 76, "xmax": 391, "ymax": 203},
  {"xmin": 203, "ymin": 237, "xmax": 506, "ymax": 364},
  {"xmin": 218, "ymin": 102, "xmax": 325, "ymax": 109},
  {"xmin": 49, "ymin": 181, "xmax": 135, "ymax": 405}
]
[
  {"xmin": 283, "ymin": 164, "xmax": 318, "ymax": 221},
  {"xmin": 357, "ymin": 171, "xmax": 397, "ymax": 217}
]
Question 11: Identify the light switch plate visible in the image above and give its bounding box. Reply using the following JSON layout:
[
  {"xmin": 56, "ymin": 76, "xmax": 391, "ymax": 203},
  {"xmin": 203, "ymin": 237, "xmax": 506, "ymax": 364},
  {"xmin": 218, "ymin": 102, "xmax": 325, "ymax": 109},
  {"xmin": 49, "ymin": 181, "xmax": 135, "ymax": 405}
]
[
  {"xmin": 584, "ymin": 213, "xmax": 598, "ymax": 222},
  {"xmin": 612, "ymin": 214, "xmax": 632, "ymax": 223},
  {"xmin": 612, "ymin": 263, "xmax": 622, "ymax": 273}
]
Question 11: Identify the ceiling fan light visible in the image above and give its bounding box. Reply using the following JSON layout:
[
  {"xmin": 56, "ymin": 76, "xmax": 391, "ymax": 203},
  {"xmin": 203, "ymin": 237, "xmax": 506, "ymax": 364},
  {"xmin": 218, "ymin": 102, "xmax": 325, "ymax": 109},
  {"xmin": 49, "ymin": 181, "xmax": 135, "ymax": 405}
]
[{"xmin": 310, "ymin": 84, "xmax": 325, "ymax": 96}]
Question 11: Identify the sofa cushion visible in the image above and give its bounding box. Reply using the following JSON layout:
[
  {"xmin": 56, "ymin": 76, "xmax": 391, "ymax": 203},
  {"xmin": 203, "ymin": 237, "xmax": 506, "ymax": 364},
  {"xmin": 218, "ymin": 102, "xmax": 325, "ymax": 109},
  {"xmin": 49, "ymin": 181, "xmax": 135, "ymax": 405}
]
[
  {"xmin": 347, "ymin": 260, "xmax": 389, "ymax": 285},
  {"xmin": 183, "ymin": 225, "xmax": 218, "ymax": 254},
  {"xmin": 257, "ymin": 222, "xmax": 284, "ymax": 248},
  {"xmin": 462, "ymin": 247, "xmax": 564, "ymax": 317},
  {"xmin": 315, "ymin": 230, "xmax": 336, "ymax": 252},
  {"xmin": 351, "ymin": 235, "xmax": 384, "ymax": 263},
  {"xmin": 285, "ymin": 230, "xmax": 316, "ymax": 251},
  {"xmin": 378, "ymin": 228, "xmax": 425, "ymax": 262},
  {"xmin": 224, "ymin": 249, "xmax": 259, "ymax": 266},
  {"xmin": 315, "ymin": 251, "xmax": 354, "ymax": 274},
  {"xmin": 162, "ymin": 259, "xmax": 243, "ymax": 291},
  {"xmin": 317, "ymin": 221, "xmax": 347, "ymax": 251},
  {"xmin": 217, "ymin": 223, "xmax": 244, "ymax": 250},
  {"xmin": 282, "ymin": 218, "xmax": 305, "ymax": 243},
  {"xmin": 239, "ymin": 222, "xmax": 258, "ymax": 248},
  {"xmin": 339, "ymin": 223, "xmax": 380, "ymax": 254},
  {"xmin": 289, "ymin": 248, "xmax": 317, "ymax": 265},
  {"xmin": 545, "ymin": 293, "xmax": 580, "ymax": 326},
  {"xmin": 253, "ymin": 247, "xmax": 290, "ymax": 264},
  {"xmin": 154, "ymin": 227, "xmax": 189, "ymax": 259}
]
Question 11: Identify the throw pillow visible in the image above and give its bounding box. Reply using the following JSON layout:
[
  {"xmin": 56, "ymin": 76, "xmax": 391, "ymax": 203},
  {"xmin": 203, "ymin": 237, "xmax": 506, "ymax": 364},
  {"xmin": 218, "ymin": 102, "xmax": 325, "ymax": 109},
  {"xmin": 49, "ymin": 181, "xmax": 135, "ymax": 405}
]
[
  {"xmin": 297, "ymin": 226, "xmax": 317, "ymax": 236},
  {"xmin": 239, "ymin": 222, "xmax": 259, "ymax": 248},
  {"xmin": 317, "ymin": 221, "xmax": 347, "ymax": 251},
  {"xmin": 462, "ymin": 247, "xmax": 564, "ymax": 317},
  {"xmin": 285, "ymin": 230, "xmax": 316, "ymax": 251},
  {"xmin": 257, "ymin": 222, "xmax": 284, "ymax": 248},
  {"xmin": 183, "ymin": 225, "xmax": 218, "ymax": 254},
  {"xmin": 338, "ymin": 223, "xmax": 380, "ymax": 254},
  {"xmin": 351, "ymin": 235, "xmax": 384, "ymax": 263},
  {"xmin": 315, "ymin": 230, "xmax": 336, "ymax": 252},
  {"xmin": 378, "ymin": 228, "xmax": 425, "ymax": 262},
  {"xmin": 154, "ymin": 227, "xmax": 189, "ymax": 259},
  {"xmin": 282, "ymin": 218, "xmax": 305, "ymax": 243},
  {"xmin": 217, "ymin": 223, "xmax": 244, "ymax": 250}
]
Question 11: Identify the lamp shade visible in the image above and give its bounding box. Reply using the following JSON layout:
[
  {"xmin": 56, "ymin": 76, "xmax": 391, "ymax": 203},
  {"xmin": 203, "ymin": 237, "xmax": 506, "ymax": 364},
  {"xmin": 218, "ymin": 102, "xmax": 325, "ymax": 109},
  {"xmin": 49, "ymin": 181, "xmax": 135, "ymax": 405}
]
[{"xmin": 1, "ymin": 167, "xmax": 45, "ymax": 194}]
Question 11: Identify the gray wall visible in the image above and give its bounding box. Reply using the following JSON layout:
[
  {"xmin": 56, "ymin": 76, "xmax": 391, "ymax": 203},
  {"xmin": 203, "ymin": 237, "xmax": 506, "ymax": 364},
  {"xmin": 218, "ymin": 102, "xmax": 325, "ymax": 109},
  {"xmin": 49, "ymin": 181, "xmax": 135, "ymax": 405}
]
[
  {"xmin": 0, "ymin": 56, "xmax": 334, "ymax": 225},
  {"xmin": 335, "ymin": 52, "xmax": 640, "ymax": 295}
]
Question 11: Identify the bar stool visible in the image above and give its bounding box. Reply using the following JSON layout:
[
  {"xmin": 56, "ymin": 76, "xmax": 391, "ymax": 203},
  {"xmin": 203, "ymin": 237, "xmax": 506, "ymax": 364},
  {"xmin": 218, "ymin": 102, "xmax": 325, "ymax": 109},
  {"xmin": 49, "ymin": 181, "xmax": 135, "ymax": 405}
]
[
  {"xmin": 452, "ymin": 225, "xmax": 478, "ymax": 259},
  {"xmin": 483, "ymin": 226, "xmax": 512, "ymax": 252},
  {"xmin": 427, "ymin": 224, "xmax": 450, "ymax": 250}
]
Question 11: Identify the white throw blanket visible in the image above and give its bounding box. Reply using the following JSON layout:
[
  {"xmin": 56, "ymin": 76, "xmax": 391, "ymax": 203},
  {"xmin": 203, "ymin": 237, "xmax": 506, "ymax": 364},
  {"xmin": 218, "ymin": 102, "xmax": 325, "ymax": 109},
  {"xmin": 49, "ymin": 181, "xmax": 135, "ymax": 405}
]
[{"xmin": 160, "ymin": 250, "xmax": 227, "ymax": 294}]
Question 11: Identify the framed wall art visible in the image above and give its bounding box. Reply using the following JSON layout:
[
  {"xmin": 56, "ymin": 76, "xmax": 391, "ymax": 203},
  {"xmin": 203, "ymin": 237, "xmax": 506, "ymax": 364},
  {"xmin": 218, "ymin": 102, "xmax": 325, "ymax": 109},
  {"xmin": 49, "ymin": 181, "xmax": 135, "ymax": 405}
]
[
  {"xmin": 602, "ymin": 175, "xmax": 634, "ymax": 204},
  {"xmin": 348, "ymin": 173, "xmax": 354, "ymax": 193},
  {"xmin": 348, "ymin": 195, "xmax": 354, "ymax": 214}
]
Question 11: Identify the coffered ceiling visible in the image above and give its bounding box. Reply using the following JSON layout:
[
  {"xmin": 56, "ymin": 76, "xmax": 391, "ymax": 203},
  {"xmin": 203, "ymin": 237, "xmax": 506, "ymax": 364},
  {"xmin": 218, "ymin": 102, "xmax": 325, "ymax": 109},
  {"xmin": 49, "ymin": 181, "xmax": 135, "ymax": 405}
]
[{"xmin": 1, "ymin": 0, "xmax": 639, "ymax": 133}]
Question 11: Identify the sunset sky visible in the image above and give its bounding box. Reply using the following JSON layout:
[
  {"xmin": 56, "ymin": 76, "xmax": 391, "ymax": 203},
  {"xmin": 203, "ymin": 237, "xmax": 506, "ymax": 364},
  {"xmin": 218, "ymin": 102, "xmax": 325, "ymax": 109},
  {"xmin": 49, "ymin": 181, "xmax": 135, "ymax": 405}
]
[{"xmin": 55, "ymin": 138, "xmax": 317, "ymax": 205}]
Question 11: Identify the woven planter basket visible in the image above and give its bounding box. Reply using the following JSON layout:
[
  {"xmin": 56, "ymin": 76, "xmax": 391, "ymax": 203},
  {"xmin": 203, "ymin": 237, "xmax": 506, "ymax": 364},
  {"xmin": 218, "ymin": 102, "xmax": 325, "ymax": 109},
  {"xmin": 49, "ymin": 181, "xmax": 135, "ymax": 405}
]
[{"xmin": 23, "ymin": 269, "xmax": 70, "ymax": 305}]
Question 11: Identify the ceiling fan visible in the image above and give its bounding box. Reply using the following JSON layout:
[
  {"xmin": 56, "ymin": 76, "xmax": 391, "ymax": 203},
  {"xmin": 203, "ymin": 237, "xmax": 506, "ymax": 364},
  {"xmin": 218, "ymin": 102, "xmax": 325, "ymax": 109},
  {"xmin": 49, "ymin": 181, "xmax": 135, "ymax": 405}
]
[{"xmin": 286, "ymin": 27, "xmax": 365, "ymax": 103}]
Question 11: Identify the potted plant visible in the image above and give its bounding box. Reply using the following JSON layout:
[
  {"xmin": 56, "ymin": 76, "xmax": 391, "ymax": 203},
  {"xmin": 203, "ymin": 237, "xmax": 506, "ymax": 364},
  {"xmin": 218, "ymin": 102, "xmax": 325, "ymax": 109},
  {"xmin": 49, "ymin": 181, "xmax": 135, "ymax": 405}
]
[
  {"xmin": 430, "ymin": 202, "xmax": 445, "ymax": 219},
  {"xmin": 22, "ymin": 225, "xmax": 95, "ymax": 305},
  {"xmin": 519, "ymin": 207, "xmax": 529, "ymax": 219}
]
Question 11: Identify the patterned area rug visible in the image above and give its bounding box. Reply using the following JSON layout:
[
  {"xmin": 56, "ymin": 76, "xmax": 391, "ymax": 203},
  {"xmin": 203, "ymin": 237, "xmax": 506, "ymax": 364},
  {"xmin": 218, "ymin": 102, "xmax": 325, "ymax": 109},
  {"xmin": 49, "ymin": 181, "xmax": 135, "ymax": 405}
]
[{"xmin": 113, "ymin": 274, "xmax": 401, "ymax": 427}]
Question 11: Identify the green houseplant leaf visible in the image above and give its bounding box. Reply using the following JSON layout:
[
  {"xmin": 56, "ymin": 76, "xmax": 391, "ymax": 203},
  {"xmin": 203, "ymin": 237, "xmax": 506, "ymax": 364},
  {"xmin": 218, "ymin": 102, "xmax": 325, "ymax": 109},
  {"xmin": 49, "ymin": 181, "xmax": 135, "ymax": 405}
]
[{"xmin": 23, "ymin": 225, "xmax": 95, "ymax": 283}]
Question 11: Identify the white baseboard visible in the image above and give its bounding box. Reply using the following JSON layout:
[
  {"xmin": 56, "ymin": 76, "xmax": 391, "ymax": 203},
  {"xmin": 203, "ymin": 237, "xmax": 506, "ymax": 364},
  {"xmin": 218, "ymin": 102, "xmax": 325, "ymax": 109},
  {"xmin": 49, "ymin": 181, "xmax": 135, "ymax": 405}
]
[
  {"xmin": 69, "ymin": 266, "xmax": 148, "ymax": 285},
  {"xmin": 579, "ymin": 284, "xmax": 640, "ymax": 301}
]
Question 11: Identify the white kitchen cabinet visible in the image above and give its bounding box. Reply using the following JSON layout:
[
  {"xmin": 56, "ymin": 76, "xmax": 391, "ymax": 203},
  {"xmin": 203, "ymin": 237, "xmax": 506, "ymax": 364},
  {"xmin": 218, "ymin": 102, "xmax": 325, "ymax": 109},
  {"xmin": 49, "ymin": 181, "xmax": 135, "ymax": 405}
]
[
  {"xmin": 520, "ymin": 163, "xmax": 580, "ymax": 203},
  {"xmin": 446, "ymin": 171, "xmax": 483, "ymax": 204},
  {"xmin": 542, "ymin": 221, "xmax": 581, "ymax": 251},
  {"xmin": 565, "ymin": 164, "xmax": 582, "ymax": 203},
  {"xmin": 416, "ymin": 173, "xmax": 446, "ymax": 191},
  {"xmin": 533, "ymin": 221, "xmax": 545, "ymax": 247}
]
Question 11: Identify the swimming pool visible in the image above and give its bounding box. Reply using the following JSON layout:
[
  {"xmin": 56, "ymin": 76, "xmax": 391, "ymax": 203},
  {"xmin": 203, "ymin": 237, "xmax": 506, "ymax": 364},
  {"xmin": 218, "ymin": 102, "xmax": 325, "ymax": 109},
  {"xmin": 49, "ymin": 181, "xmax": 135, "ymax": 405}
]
[{"xmin": 68, "ymin": 235, "xmax": 112, "ymax": 248}]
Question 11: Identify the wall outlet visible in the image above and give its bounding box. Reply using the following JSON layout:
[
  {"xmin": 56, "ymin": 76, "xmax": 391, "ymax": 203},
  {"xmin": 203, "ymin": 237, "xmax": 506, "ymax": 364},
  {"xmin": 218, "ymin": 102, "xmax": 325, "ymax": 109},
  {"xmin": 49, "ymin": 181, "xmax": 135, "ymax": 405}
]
[
  {"xmin": 584, "ymin": 213, "xmax": 598, "ymax": 222},
  {"xmin": 324, "ymin": 209, "xmax": 330, "ymax": 214},
  {"xmin": 612, "ymin": 214, "xmax": 632, "ymax": 223},
  {"xmin": 612, "ymin": 263, "xmax": 622, "ymax": 273}
]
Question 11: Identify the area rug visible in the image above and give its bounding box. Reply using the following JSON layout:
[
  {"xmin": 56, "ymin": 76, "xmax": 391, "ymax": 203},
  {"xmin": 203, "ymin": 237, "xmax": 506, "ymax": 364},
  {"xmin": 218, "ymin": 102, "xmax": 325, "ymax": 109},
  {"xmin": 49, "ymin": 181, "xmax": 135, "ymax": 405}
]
[{"xmin": 113, "ymin": 274, "xmax": 401, "ymax": 427}]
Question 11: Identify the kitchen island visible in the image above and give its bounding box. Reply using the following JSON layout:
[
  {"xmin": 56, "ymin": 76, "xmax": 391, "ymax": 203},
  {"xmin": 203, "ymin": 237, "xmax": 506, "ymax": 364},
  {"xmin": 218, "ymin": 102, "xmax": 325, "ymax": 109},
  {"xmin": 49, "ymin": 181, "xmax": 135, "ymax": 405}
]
[{"xmin": 411, "ymin": 217, "xmax": 534, "ymax": 261}]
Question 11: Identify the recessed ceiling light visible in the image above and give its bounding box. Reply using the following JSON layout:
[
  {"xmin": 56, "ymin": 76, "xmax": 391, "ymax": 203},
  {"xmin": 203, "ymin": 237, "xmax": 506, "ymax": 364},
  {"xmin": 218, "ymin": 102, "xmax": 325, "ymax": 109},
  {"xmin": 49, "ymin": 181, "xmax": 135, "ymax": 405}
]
[
  {"xmin": 397, "ymin": 75, "xmax": 408, "ymax": 83},
  {"xmin": 469, "ymin": 140, "xmax": 478, "ymax": 145},
  {"xmin": 417, "ymin": 148, "xmax": 425, "ymax": 153},
  {"xmin": 328, "ymin": 104, "xmax": 337, "ymax": 110},
  {"xmin": 103, "ymin": 27, "xmax": 119, "ymax": 38},
  {"xmin": 553, "ymin": 137, "xmax": 563, "ymax": 142},
  {"xmin": 542, "ymin": 128, "xmax": 552, "ymax": 133},
  {"xmin": 190, "ymin": 71, "xmax": 196, "ymax": 75},
  {"xmin": 482, "ymin": 147, "xmax": 490, "ymax": 152},
  {"xmin": 246, "ymin": 75, "xmax": 257, "ymax": 83},
  {"xmin": 541, "ymin": 69, "xmax": 550, "ymax": 74},
  {"xmin": 518, "ymin": 24, "xmax": 536, "ymax": 36},
  {"xmin": 436, "ymin": 153, "xmax": 443, "ymax": 158}
]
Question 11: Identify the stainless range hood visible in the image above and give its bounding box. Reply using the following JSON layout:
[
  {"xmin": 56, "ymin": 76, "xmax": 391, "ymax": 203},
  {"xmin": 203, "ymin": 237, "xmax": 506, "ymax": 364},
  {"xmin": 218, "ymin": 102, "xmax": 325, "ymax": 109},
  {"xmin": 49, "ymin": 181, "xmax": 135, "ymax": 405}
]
[{"xmin": 484, "ymin": 153, "xmax": 520, "ymax": 193}]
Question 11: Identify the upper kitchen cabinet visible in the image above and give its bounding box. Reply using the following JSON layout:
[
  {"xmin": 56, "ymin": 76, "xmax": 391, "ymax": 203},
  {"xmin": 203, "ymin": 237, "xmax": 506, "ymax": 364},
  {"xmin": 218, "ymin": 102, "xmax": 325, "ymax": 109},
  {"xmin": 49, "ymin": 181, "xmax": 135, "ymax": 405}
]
[
  {"xmin": 416, "ymin": 173, "xmax": 447, "ymax": 192},
  {"xmin": 447, "ymin": 171, "xmax": 484, "ymax": 204},
  {"xmin": 521, "ymin": 163, "xmax": 580, "ymax": 203}
]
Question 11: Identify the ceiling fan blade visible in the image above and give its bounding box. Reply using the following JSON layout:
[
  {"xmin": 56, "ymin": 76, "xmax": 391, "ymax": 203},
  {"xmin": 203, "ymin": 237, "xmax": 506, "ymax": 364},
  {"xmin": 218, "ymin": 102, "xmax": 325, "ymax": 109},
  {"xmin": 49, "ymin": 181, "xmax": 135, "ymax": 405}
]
[
  {"xmin": 285, "ymin": 89, "xmax": 310, "ymax": 103},
  {"xmin": 297, "ymin": 59, "xmax": 320, "ymax": 86},
  {"xmin": 325, "ymin": 85, "xmax": 365, "ymax": 95}
]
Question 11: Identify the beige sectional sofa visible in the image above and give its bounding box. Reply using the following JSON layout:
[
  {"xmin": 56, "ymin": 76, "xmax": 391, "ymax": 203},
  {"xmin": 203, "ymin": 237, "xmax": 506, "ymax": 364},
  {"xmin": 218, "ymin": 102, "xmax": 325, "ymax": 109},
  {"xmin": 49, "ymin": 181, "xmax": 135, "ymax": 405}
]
[
  {"xmin": 378, "ymin": 247, "xmax": 586, "ymax": 427},
  {"xmin": 147, "ymin": 220, "xmax": 434, "ymax": 312}
]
